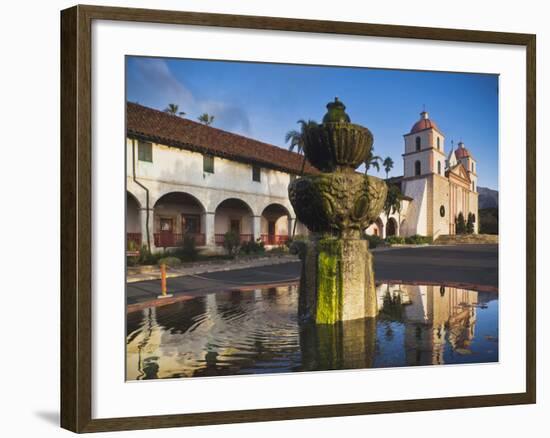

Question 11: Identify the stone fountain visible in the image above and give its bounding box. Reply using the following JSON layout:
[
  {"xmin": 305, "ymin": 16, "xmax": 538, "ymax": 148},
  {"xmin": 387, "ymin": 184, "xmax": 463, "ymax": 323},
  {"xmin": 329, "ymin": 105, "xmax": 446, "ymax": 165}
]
[{"xmin": 289, "ymin": 98, "xmax": 387, "ymax": 324}]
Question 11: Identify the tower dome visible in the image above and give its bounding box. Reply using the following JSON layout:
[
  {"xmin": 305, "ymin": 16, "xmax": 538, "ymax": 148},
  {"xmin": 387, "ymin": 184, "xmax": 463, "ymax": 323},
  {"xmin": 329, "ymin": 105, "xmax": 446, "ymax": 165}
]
[
  {"xmin": 410, "ymin": 111, "xmax": 439, "ymax": 134},
  {"xmin": 454, "ymin": 141, "xmax": 471, "ymax": 159}
]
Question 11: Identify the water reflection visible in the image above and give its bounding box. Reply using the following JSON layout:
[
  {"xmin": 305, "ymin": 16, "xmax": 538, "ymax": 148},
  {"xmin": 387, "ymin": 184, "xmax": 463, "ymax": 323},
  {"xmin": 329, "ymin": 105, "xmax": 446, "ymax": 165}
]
[{"xmin": 126, "ymin": 283, "xmax": 498, "ymax": 380}]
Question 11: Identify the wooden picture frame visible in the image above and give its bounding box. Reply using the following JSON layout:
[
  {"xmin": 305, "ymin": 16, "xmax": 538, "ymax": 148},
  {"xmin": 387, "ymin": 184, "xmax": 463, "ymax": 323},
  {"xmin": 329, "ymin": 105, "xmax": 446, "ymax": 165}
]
[{"xmin": 60, "ymin": 4, "xmax": 536, "ymax": 433}]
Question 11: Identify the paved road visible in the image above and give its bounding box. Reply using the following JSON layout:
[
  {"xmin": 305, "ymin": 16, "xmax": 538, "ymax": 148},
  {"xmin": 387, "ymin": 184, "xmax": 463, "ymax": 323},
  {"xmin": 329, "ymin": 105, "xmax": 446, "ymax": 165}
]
[
  {"xmin": 126, "ymin": 262, "xmax": 301, "ymax": 304},
  {"xmin": 373, "ymin": 244, "xmax": 498, "ymax": 287},
  {"xmin": 126, "ymin": 244, "xmax": 498, "ymax": 305}
]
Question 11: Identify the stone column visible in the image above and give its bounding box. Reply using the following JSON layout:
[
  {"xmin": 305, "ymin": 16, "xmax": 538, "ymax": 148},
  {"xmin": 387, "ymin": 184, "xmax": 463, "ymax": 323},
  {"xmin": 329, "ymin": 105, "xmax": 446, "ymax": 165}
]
[
  {"xmin": 203, "ymin": 212, "xmax": 216, "ymax": 247},
  {"xmin": 252, "ymin": 215, "xmax": 262, "ymax": 241},
  {"xmin": 140, "ymin": 207, "xmax": 155, "ymax": 252},
  {"xmin": 300, "ymin": 237, "xmax": 378, "ymax": 324},
  {"xmin": 288, "ymin": 217, "xmax": 296, "ymax": 238}
]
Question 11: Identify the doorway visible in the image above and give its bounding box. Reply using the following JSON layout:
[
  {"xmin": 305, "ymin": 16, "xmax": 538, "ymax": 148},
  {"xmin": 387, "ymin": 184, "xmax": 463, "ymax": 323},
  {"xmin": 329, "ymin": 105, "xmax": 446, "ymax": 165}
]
[
  {"xmin": 268, "ymin": 220, "xmax": 276, "ymax": 244},
  {"xmin": 230, "ymin": 219, "xmax": 241, "ymax": 234}
]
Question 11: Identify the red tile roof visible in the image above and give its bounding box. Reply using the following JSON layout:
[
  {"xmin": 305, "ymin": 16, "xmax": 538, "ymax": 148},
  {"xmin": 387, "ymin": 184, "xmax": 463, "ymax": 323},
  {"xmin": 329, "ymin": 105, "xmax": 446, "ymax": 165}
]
[
  {"xmin": 410, "ymin": 118, "xmax": 440, "ymax": 134},
  {"xmin": 127, "ymin": 102, "xmax": 318, "ymax": 175},
  {"xmin": 455, "ymin": 146, "xmax": 471, "ymax": 159}
]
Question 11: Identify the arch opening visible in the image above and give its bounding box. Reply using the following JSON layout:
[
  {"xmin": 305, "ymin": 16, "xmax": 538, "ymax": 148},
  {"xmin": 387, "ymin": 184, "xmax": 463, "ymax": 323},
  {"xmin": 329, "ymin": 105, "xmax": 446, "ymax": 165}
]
[
  {"xmin": 154, "ymin": 192, "xmax": 206, "ymax": 247},
  {"xmin": 386, "ymin": 217, "xmax": 398, "ymax": 237},
  {"xmin": 126, "ymin": 191, "xmax": 142, "ymax": 250},
  {"xmin": 215, "ymin": 198, "xmax": 254, "ymax": 246},
  {"xmin": 261, "ymin": 203, "xmax": 291, "ymax": 245},
  {"xmin": 366, "ymin": 217, "xmax": 385, "ymax": 238}
]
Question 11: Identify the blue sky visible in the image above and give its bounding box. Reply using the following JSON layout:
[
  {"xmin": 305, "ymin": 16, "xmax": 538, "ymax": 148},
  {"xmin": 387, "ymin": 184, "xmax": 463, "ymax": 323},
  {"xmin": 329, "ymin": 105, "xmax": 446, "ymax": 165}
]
[{"xmin": 127, "ymin": 56, "xmax": 499, "ymax": 190}]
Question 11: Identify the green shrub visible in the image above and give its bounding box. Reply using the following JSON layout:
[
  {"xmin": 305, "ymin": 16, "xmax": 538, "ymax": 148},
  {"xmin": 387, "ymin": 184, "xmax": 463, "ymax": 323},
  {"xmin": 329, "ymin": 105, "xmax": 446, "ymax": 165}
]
[
  {"xmin": 174, "ymin": 234, "xmax": 199, "ymax": 261},
  {"xmin": 240, "ymin": 239, "xmax": 265, "ymax": 255},
  {"xmin": 138, "ymin": 245, "xmax": 159, "ymax": 265},
  {"xmin": 364, "ymin": 234, "xmax": 384, "ymax": 249},
  {"xmin": 127, "ymin": 239, "xmax": 139, "ymax": 252},
  {"xmin": 126, "ymin": 255, "xmax": 139, "ymax": 266},
  {"xmin": 126, "ymin": 240, "xmax": 140, "ymax": 266},
  {"xmin": 466, "ymin": 213, "xmax": 475, "ymax": 234},
  {"xmin": 456, "ymin": 212, "xmax": 467, "ymax": 234},
  {"xmin": 404, "ymin": 234, "xmax": 432, "ymax": 245},
  {"xmin": 157, "ymin": 256, "xmax": 182, "ymax": 267},
  {"xmin": 223, "ymin": 231, "xmax": 240, "ymax": 256},
  {"xmin": 385, "ymin": 235, "xmax": 405, "ymax": 245},
  {"xmin": 267, "ymin": 245, "xmax": 289, "ymax": 255},
  {"xmin": 286, "ymin": 234, "xmax": 307, "ymax": 246}
]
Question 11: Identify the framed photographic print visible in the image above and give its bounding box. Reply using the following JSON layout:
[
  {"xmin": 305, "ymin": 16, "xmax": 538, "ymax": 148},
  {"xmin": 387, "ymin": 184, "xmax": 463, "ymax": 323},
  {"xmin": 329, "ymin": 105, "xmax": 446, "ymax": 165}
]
[{"xmin": 60, "ymin": 4, "xmax": 536, "ymax": 433}]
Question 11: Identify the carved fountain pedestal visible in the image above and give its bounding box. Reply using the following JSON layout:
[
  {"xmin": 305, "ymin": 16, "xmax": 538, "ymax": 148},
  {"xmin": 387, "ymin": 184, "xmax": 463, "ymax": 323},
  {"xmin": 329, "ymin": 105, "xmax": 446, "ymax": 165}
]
[{"xmin": 289, "ymin": 98, "xmax": 387, "ymax": 324}]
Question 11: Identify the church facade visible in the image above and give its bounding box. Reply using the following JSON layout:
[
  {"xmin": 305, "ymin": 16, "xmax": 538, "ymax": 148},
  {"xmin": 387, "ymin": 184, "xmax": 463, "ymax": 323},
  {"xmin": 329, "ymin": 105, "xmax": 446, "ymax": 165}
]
[{"xmin": 366, "ymin": 111, "xmax": 479, "ymax": 239}]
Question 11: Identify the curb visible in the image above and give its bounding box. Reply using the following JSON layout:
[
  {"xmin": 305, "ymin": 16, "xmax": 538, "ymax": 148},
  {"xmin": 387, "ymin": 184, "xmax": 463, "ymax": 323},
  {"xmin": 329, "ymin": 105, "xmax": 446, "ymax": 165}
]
[
  {"xmin": 127, "ymin": 277, "xmax": 300, "ymax": 313},
  {"xmin": 127, "ymin": 257, "xmax": 300, "ymax": 283}
]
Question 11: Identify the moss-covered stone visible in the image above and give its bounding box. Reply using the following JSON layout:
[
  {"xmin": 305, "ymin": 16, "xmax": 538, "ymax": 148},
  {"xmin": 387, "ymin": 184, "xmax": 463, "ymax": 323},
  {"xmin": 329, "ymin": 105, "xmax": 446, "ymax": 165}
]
[
  {"xmin": 298, "ymin": 237, "xmax": 378, "ymax": 324},
  {"xmin": 316, "ymin": 238, "xmax": 343, "ymax": 324}
]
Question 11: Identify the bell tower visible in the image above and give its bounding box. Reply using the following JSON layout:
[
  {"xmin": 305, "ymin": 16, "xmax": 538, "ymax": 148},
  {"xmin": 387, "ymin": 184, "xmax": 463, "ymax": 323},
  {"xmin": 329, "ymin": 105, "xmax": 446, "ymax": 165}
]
[
  {"xmin": 401, "ymin": 110, "xmax": 450, "ymax": 239},
  {"xmin": 403, "ymin": 111, "xmax": 447, "ymax": 178},
  {"xmin": 455, "ymin": 141, "xmax": 478, "ymax": 192}
]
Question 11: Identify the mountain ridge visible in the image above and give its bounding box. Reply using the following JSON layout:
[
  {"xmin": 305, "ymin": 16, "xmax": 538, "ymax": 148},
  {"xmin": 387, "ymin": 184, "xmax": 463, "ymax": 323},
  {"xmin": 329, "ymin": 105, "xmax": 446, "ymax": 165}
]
[{"xmin": 478, "ymin": 186, "xmax": 498, "ymax": 209}]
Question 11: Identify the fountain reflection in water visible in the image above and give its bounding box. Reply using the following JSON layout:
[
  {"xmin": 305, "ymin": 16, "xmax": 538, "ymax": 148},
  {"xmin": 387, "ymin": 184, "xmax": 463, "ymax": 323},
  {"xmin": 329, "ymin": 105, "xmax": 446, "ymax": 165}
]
[{"xmin": 126, "ymin": 283, "xmax": 498, "ymax": 380}]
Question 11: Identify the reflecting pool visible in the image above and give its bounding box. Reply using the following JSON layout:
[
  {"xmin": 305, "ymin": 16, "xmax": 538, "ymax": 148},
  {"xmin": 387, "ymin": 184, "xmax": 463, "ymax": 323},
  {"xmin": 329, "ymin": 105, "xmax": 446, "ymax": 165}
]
[{"xmin": 126, "ymin": 283, "xmax": 498, "ymax": 380}]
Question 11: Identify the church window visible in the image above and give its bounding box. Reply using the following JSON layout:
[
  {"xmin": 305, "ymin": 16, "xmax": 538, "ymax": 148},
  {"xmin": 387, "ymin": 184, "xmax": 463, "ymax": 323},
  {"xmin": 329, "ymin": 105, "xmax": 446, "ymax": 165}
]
[
  {"xmin": 437, "ymin": 137, "xmax": 440, "ymax": 150},
  {"xmin": 472, "ymin": 162, "xmax": 475, "ymax": 172},
  {"xmin": 437, "ymin": 161, "xmax": 441, "ymax": 175},
  {"xmin": 252, "ymin": 165, "xmax": 261, "ymax": 182},
  {"xmin": 440, "ymin": 205, "xmax": 445, "ymax": 217},
  {"xmin": 203, "ymin": 154, "xmax": 214, "ymax": 173},
  {"xmin": 415, "ymin": 160, "xmax": 421, "ymax": 176},
  {"xmin": 472, "ymin": 181, "xmax": 475, "ymax": 192},
  {"xmin": 415, "ymin": 136, "xmax": 421, "ymax": 151},
  {"xmin": 138, "ymin": 140, "xmax": 153, "ymax": 162}
]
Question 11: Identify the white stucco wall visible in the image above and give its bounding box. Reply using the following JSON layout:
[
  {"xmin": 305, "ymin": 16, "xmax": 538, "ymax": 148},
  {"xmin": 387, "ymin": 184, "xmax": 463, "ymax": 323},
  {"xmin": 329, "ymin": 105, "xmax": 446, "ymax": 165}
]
[
  {"xmin": 126, "ymin": 139, "xmax": 295, "ymax": 216},
  {"xmin": 401, "ymin": 178, "xmax": 428, "ymax": 236},
  {"xmin": 432, "ymin": 175, "xmax": 451, "ymax": 239},
  {"xmin": 126, "ymin": 138, "xmax": 302, "ymax": 250}
]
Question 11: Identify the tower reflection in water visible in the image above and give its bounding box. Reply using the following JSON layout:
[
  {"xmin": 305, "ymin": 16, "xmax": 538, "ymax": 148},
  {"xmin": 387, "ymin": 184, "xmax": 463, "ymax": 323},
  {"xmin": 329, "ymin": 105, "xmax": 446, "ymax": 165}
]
[{"xmin": 126, "ymin": 283, "xmax": 497, "ymax": 380}]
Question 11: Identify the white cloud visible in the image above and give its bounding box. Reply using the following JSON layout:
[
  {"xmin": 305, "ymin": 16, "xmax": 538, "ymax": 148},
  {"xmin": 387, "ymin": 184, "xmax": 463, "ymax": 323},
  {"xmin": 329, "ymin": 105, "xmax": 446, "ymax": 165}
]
[{"xmin": 131, "ymin": 58, "xmax": 250, "ymax": 133}]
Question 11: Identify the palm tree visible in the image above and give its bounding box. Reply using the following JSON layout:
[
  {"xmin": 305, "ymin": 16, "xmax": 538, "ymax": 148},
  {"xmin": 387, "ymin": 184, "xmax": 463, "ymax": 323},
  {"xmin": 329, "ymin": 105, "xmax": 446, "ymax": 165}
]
[
  {"xmin": 198, "ymin": 113, "xmax": 215, "ymax": 126},
  {"xmin": 285, "ymin": 119, "xmax": 318, "ymax": 155},
  {"xmin": 384, "ymin": 183, "xmax": 403, "ymax": 217},
  {"xmin": 383, "ymin": 157, "xmax": 394, "ymax": 179},
  {"xmin": 364, "ymin": 149, "xmax": 382, "ymax": 174},
  {"xmin": 164, "ymin": 103, "xmax": 185, "ymax": 117},
  {"xmin": 285, "ymin": 119, "xmax": 318, "ymax": 239}
]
